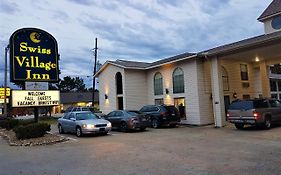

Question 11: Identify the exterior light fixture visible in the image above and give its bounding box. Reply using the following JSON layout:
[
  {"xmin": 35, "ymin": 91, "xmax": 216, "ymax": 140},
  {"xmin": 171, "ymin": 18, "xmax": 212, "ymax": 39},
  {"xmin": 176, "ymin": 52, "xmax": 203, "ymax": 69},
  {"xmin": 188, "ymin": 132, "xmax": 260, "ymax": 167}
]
[
  {"xmin": 233, "ymin": 92, "xmax": 237, "ymax": 99},
  {"xmin": 255, "ymin": 57, "xmax": 260, "ymax": 62},
  {"xmin": 104, "ymin": 94, "xmax": 108, "ymax": 99},
  {"xmin": 165, "ymin": 88, "xmax": 169, "ymax": 94}
]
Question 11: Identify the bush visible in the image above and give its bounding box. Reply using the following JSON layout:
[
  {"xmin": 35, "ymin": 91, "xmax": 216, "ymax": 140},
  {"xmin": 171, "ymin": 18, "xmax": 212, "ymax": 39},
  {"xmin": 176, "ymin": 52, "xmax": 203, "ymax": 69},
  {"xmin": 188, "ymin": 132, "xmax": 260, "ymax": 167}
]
[
  {"xmin": 0, "ymin": 119, "xmax": 35, "ymax": 130},
  {"xmin": 13, "ymin": 123, "xmax": 51, "ymax": 139},
  {"xmin": 0, "ymin": 119, "xmax": 19, "ymax": 130}
]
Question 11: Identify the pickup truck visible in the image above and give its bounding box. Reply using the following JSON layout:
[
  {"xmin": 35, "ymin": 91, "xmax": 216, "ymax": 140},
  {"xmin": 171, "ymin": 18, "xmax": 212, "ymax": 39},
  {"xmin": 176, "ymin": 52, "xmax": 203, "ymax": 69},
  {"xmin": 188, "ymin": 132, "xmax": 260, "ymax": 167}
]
[{"xmin": 227, "ymin": 98, "xmax": 281, "ymax": 129}]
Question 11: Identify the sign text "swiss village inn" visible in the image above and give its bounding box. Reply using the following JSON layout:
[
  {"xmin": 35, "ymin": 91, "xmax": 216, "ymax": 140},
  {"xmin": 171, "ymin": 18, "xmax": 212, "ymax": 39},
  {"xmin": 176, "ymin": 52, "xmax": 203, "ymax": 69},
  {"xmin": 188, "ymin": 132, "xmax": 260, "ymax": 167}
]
[{"xmin": 10, "ymin": 28, "xmax": 59, "ymax": 82}]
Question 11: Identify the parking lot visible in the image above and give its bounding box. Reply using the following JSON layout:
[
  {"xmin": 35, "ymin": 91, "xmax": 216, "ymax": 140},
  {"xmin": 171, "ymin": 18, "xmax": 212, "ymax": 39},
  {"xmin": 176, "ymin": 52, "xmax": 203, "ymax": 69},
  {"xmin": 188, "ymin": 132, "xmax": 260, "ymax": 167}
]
[{"xmin": 0, "ymin": 124, "xmax": 281, "ymax": 175}]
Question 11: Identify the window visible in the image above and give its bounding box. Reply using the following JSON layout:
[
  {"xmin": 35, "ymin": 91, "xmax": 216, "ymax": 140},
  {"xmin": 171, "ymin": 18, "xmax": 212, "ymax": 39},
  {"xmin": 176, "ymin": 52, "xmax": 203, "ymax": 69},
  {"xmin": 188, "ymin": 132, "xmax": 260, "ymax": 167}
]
[
  {"xmin": 271, "ymin": 15, "xmax": 281, "ymax": 30},
  {"xmin": 222, "ymin": 66, "xmax": 229, "ymax": 91},
  {"xmin": 240, "ymin": 64, "xmax": 248, "ymax": 81},
  {"xmin": 116, "ymin": 72, "xmax": 123, "ymax": 95},
  {"xmin": 173, "ymin": 68, "xmax": 184, "ymax": 93},
  {"xmin": 154, "ymin": 72, "xmax": 163, "ymax": 95},
  {"xmin": 270, "ymin": 80, "xmax": 277, "ymax": 91},
  {"xmin": 155, "ymin": 99, "xmax": 164, "ymax": 105}
]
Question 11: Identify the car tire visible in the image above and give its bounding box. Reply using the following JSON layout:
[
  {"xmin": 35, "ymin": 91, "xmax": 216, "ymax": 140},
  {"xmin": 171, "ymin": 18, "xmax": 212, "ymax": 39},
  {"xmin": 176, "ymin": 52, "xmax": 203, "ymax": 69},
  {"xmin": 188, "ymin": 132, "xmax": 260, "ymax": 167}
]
[
  {"xmin": 140, "ymin": 127, "xmax": 146, "ymax": 131},
  {"xmin": 234, "ymin": 123, "xmax": 244, "ymax": 130},
  {"xmin": 169, "ymin": 124, "xmax": 177, "ymax": 128},
  {"xmin": 76, "ymin": 127, "xmax": 83, "ymax": 137},
  {"xmin": 152, "ymin": 119, "xmax": 159, "ymax": 128},
  {"xmin": 58, "ymin": 124, "xmax": 64, "ymax": 134},
  {"xmin": 119, "ymin": 122, "xmax": 128, "ymax": 132},
  {"xmin": 263, "ymin": 117, "xmax": 271, "ymax": 130}
]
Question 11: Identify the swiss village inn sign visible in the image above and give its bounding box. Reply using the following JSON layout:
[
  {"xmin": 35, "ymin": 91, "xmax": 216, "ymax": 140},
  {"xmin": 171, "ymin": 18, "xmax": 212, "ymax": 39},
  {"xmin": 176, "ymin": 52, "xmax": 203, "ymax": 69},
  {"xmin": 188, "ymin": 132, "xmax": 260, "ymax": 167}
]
[{"xmin": 9, "ymin": 28, "xmax": 59, "ymax": 82}]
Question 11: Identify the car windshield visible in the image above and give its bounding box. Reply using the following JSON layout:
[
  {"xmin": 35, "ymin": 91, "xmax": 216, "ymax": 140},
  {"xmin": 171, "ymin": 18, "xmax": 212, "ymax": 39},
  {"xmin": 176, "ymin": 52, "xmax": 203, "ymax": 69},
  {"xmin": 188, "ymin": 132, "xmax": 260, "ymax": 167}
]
[{"xmin": 76, "ymin": 112, "xmax": 99, "ymax": 120}]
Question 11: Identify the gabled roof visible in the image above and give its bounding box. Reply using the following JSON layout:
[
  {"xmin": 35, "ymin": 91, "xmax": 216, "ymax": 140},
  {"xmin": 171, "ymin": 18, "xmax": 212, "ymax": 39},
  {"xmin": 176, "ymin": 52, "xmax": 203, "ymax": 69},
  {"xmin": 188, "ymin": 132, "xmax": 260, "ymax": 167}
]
[
  {"xmin": 258, "ymin": 0, "xmax": 281, "ymax": 22},
  {"xmin": 201, "ymin": 30, "xmax": 281, "ymax": 56},
  {"xmin": 94, "ymin": 52, "xmax": 196, "ymax": 77}
]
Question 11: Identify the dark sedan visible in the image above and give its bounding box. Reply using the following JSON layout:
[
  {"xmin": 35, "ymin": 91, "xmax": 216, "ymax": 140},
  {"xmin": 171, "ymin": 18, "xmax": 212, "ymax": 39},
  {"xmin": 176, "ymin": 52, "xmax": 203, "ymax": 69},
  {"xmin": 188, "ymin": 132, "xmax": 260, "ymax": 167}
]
[{"xmin": 104, "ymin": 110, "xmax": 150, "ymax": 132}]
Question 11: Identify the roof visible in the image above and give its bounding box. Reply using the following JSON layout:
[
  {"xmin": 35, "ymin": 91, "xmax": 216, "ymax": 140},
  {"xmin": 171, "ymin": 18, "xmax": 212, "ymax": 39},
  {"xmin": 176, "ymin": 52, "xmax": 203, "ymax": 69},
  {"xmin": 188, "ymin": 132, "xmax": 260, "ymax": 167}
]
[
  {"xmin": 109, "ymin": 52, "xmax": 195, "ymax": 69},
  {"xmin": 60, "ymin": 92, "xmax": 99, "ymax": 104},
  {"xmin": 201, "ymin": 29, "xmax": 281, "ymax": 56},
  {"xmin": 258, "ymin": 0, "xmax": 281, "ymax": 21}
]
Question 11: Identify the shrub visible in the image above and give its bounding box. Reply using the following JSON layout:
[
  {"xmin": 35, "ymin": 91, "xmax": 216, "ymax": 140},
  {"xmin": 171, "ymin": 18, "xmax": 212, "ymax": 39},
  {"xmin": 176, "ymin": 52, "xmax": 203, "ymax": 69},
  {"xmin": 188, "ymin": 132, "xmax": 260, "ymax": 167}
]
[
  {"xmin": 0, "ymin": 119, "xmax": 35, "ymax": 130},
  {"xmin": 0, "ymin": 119, "xmax": 19, "ymax": 130},
  {"xmin": 13, "ymin": 123, "xmax": 51, "ymax": 139}
]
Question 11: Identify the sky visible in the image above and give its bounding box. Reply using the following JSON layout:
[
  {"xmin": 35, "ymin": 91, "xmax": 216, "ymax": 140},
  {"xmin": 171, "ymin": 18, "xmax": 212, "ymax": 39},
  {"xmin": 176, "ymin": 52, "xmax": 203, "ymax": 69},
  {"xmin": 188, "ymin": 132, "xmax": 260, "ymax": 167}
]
[{"xmin": 0, "ymin": 0, "xmax": 272, "ymax": 88}]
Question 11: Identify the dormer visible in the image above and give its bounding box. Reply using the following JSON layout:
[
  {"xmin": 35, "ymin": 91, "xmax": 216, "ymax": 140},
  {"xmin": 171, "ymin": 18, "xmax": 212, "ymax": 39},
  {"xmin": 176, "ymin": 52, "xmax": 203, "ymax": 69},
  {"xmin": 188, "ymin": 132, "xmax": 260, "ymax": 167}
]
[{"xmin": 258, "ymin": 0, "xmax": 281, "ymax": 34}]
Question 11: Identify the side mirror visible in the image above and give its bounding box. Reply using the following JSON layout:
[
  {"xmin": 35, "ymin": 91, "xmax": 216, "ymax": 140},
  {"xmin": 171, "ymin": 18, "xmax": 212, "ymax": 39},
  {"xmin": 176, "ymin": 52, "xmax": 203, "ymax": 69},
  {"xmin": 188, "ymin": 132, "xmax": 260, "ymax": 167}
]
[{"xmin": 70, "ymin": 117, "xmax": 76, "ymax": 121}]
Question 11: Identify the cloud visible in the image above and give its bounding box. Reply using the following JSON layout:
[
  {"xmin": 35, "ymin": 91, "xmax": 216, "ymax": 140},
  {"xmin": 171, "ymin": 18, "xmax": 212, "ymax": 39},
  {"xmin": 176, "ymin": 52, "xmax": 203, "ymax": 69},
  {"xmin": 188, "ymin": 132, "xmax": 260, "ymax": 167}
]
[{"xmin": 0, "ymin": 0, "xmax": 273, "ymax": 87}]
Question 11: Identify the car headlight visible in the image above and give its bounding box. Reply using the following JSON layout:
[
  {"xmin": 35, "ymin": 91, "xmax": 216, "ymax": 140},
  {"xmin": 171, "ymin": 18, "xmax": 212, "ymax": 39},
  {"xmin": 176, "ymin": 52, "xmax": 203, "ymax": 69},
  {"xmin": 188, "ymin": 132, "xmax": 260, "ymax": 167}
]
[
  {"xmin": 107, "ymin": 123, "xmax": 112, "ymax": 127},
  {"xmin": 82, "ymin": 124, "xmax": 95, "ymax": 129}
]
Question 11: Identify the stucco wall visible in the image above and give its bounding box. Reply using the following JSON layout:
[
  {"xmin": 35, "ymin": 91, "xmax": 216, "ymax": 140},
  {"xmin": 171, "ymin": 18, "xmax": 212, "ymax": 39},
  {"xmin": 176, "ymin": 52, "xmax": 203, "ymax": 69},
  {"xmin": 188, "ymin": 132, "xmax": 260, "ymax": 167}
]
[
  {"xmin": 98, "ymin": 64, "xmax": 125, "ymax": 114},
  {"xmin": 146, "ymin": 58, "xmax": 202, "ymax": 125},
  {"xmin": 124, "ymin": 69, "xmax": 148, "ymax": 110}
]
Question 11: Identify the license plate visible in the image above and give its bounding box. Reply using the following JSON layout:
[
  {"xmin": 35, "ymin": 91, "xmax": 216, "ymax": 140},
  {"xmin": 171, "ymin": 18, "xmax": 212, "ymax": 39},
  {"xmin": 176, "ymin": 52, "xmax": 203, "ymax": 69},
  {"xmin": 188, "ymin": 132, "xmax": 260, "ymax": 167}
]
[{"xmin": 99, "ymin": 128, "xmax": 105, "ymax": 131}]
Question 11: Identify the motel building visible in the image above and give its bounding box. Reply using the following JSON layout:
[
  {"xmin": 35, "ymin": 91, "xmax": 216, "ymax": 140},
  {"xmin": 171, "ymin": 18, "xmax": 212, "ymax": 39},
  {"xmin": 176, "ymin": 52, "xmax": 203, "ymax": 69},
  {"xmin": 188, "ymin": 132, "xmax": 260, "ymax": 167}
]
[{"xmin": 95, "ymin": 0, "xmax": 281, "ymax": 127}]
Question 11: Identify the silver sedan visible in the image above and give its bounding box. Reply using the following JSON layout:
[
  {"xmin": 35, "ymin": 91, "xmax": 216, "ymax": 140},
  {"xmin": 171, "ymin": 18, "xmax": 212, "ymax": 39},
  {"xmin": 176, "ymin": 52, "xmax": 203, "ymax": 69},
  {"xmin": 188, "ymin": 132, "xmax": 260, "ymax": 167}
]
[{"xmin": 58, "ymin": 111, "xmax": 112, "ymax": 137}]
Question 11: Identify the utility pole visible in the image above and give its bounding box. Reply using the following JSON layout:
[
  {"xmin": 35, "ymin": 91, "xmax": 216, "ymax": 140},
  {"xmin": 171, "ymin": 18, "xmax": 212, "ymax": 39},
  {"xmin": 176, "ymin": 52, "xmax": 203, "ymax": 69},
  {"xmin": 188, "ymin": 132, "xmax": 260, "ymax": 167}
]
[
  {"xmin": 92, "ymin": 38, "xmax": 98, "ymax": 108},
  {"xmin": 4, "ymin": 45, "xmax": 9, "ymax": 117}
]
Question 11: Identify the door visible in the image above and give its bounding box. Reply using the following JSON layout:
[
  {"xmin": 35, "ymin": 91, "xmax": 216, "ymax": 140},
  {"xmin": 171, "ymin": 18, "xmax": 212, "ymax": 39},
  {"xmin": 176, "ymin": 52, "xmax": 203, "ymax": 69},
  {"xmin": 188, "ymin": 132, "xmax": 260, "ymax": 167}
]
[
  {"xmin": 174, "ymin": 98, "xmax": 186, "ymax": 119},
  {"xmin": 117, "ymin": 97, "xmax": 124, "ymax": 110},
  {"xmin": 224, "ymin": 96, "xmax": 230, "ymax": 116}
]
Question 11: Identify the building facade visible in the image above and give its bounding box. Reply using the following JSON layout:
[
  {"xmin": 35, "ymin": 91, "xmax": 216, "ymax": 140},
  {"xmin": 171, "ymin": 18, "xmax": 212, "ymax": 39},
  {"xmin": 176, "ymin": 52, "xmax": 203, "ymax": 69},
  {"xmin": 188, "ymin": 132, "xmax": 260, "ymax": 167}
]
[{"xmin": 95, "ymin": 0, "xmax": 281, "ymax": 127}]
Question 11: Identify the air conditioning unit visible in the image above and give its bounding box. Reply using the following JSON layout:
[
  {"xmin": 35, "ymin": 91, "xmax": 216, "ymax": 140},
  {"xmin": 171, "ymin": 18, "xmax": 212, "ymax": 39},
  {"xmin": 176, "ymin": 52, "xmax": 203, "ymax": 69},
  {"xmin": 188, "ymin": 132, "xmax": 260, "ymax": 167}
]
[{"xmin": 242, "ymin": 82, "xmax": 250, "ymax": 88}]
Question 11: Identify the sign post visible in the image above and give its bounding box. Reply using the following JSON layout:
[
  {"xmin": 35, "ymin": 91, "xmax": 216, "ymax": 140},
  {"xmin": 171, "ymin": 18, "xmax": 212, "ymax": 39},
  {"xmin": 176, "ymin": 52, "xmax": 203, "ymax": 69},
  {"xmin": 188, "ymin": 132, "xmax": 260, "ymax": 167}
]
[{"xmin": 9, "ymin": 28, "xmax": 60, "ymax": 121}]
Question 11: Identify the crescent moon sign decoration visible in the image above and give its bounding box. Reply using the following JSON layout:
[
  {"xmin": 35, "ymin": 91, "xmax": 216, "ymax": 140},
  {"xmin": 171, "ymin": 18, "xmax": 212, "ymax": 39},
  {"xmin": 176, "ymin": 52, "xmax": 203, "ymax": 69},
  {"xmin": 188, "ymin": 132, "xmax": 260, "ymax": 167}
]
[{"xmin": 30, "ymin": 32, "xmax": 41, "ymax": 43}]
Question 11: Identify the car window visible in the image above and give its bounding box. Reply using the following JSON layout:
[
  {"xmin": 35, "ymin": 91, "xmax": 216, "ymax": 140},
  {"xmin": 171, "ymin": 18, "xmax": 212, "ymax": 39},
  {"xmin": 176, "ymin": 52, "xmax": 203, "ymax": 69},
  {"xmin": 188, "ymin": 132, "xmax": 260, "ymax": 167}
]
[
  {"xmin": 75, "ymin": 112, "xmax": 98, "ymax": 120},
  {"xmin": 150, "ymin": 106, "xmax": 158, "ymax": 112},
  {"xmin": 253, "ymin": 100, "xmax": 269, "ymax": 108},
  {"xmin": 229, "ymin": 101, "xmax": 254, "ymax": 110},
  {"xmin": 276, "ymin": 100, "xmax": 281, "ymax": 107},
  {"xmin": 269, "ymin": 100, "xmax": 281, "ymax": 107},
  {"xmin": 63, "ymin": 113, "xmax": 71, "ymax": 119},
  {"xmin": 82, "ymin": 108, "xmax": 90, "ymax": 111},
  {"xmin": 65, "ymin": 107, "xmax": 73, "ymax": 113},
  {"xmin": 107, "ymin": 111, "xmax": 116, "ymax": 117},
  {"xmin": 140, "ymin": 106, "xmax": 148, "ymax": 112},
  {"xmin": 166, "ymin": 106, "xmax": 179, "ymax": 114},
  {"xmin": 115, "ymin": 111, "xmax": 123, "ymax": 116},
  {"xmin": 69, "ymin": 113, "xmax": 75, "ymax": 119},
  {"xmin": 127, "ymin": 111, "xmax": 140, "ymax": 115}
]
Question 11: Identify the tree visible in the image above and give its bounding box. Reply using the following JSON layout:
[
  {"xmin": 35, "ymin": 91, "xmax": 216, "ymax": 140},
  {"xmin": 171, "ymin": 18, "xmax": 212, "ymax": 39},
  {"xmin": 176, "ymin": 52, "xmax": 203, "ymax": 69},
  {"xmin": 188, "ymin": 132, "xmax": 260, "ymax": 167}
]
[{"xmin": 57, "ymin": 76, "xmax": 86, "ymax": 92}]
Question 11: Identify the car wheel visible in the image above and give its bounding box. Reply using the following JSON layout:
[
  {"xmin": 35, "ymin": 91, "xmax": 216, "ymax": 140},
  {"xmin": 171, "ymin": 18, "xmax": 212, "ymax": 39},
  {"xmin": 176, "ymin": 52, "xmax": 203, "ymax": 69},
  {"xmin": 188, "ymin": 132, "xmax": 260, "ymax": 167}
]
[
  {"xmin": 169, "ymin": 124, "xmax": 177, "ymax": 128},
  {"xmin": 152, "ymin": 119, "xmax": 159, "ymax": 128},
  {"xmin": 76, "ymin": 127, "xmax": 83, "ymax": 137},
  {"xmin": 234, "ymin": 123, "xmax": 244, "ymax": 130},
  {"xmin": 140, "ymin": 127, "xmax": 146, "ymax": 131},
  {"xmin": 58, "ymin": 124, "xmax": 64, "ymax": 134},
  {"xmin": 119, "ymin": 122, "xmax": 128, "ymax": 132},
  {"xmin": 263, "ymin": 117, "xmax": 271, "ymax": 129}
]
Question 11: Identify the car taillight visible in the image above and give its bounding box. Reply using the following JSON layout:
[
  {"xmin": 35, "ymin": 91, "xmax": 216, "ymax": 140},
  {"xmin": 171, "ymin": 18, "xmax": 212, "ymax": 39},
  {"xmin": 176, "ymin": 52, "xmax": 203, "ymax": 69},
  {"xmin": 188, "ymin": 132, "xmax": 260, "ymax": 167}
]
[
  {"xmin": 253, "ymin": 112, "xmax": 259, "ymax": 119},
  {"xmin": 160, "ymin": 112, "xmax": 168, "ymax": 116}
]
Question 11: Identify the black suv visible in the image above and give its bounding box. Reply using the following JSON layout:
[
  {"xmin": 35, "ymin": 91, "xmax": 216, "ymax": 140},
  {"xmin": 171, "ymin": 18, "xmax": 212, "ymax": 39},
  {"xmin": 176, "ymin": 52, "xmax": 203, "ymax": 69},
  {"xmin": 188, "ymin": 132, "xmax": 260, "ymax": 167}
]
[{"xmin": 140, "ymin": 105, "xmax": 180, "ymax": 128}]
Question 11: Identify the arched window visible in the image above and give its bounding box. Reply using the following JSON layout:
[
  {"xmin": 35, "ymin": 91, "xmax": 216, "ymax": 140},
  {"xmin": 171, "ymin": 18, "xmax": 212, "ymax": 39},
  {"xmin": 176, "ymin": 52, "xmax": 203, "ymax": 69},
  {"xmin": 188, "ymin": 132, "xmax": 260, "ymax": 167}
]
[
  {"xmin": 173, "ymin": 68, "xmax": 184, "ymax": 93},
  {"xmin": 154, "ymin": 72, "xmax": 163, "ymax": 95},
  {"xmin": 116, "ymin": 72, "xmax": 123, "ymax": 95},
  {"xmin": 222, "ymin": 66, "xmax": 229, "ymax": 91}
]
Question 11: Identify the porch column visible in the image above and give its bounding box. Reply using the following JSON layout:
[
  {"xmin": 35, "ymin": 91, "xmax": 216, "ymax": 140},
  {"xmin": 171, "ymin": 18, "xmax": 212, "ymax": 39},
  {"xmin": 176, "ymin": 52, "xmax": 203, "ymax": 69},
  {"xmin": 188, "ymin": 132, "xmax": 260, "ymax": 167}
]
[
  {"xmin": 210, "ymin": 56, "xmax": 226, "ymax": 127},
  {"xmin": 259, "ymin": 61, "xmax": 271, "ymax": 98}
]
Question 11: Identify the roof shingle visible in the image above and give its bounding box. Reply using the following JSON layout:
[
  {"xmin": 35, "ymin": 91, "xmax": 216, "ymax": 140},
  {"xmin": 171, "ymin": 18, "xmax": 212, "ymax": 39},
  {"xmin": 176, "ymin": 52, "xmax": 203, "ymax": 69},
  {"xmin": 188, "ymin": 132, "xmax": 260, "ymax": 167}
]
[{"xmin": 258, "ymin": 0, "xmax": 281, "ymax": 21}]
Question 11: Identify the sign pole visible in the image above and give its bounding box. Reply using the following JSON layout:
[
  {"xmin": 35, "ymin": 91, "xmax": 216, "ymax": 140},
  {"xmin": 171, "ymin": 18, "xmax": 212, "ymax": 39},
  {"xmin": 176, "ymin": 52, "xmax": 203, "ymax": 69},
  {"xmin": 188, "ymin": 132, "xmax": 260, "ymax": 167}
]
[
  {"xmin": 92, "ymin": 38, "xmax": 98, "ymax": 108},
  {"xmin": 4, "ymin": 45, "xmax": 9, "ymax": 117}
]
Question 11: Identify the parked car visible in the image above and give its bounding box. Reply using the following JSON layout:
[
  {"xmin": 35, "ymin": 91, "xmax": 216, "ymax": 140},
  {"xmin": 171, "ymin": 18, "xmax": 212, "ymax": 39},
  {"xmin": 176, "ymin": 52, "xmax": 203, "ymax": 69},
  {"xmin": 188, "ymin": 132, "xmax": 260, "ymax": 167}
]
[
  {"xmin": 104, "ymin": 110, "xmax": 150, "ymax": 132},
  {"xmin": 227, "ymin": 98, "xmax": 281, "ymax": 129},
  {"xmin": 139, "ymin": 105, "xmax": 180, "ymax": 128},
  {"xmin": 58, "ymin": 111, "xmax": 112, "ymax": 137}
]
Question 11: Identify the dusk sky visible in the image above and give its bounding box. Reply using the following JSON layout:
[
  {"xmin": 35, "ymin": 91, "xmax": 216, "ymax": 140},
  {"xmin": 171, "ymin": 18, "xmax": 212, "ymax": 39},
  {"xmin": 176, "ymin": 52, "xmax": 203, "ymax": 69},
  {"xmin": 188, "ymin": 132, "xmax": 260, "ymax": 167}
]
[{"xmin": 0, "ymin": 0, "xmax": 272, "ymax": 88}]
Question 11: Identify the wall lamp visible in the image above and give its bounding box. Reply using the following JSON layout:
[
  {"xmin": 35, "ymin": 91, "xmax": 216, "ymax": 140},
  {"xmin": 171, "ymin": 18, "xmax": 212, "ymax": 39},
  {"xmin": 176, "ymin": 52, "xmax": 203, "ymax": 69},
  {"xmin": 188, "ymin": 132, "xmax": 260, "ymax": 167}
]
[
  {"xmin": 104, "ymin": 94, "xmax": 108, "ymax": 100},
  {"xmin": 165, "ymin": 88, "xmax": 169, "ymax": 94},
  {"xmin": 233, "ymin": 92, "xmax": 237, "ymax": 99}
]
